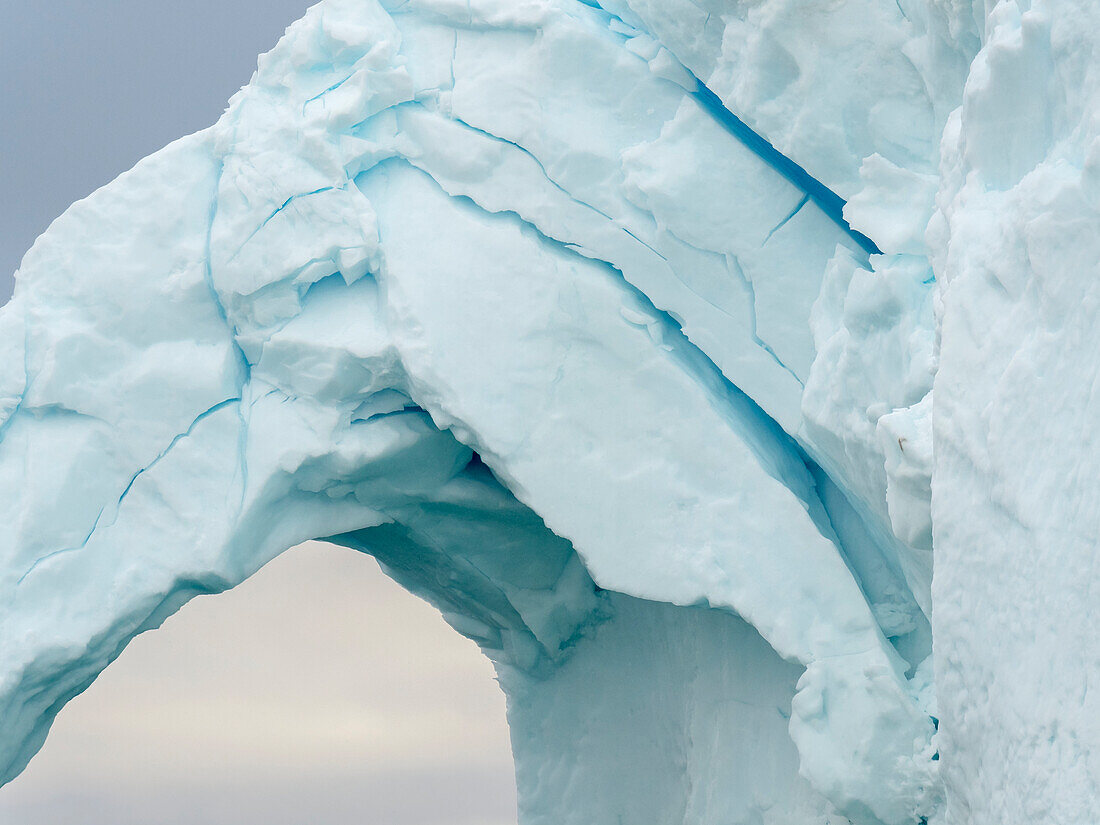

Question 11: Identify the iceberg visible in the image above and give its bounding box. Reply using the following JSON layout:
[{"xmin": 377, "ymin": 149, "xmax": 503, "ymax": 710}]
[{"xmin": 1, "ymin": 0, "xmax": 1096, "ymax": 822}]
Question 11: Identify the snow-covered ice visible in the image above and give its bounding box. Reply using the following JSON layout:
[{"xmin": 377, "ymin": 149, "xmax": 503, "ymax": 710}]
[{"xmin": 1, "ymin": 0, "xmax": 1097, "ymax": 822}]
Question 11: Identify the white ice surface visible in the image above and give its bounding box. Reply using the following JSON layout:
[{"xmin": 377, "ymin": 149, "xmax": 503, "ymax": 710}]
[{"xmin": 931, "ymin": 2, "xmax": 1100, "ymax": 822}]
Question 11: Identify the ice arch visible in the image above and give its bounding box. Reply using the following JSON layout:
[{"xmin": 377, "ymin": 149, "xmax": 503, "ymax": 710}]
[
  {"xmin": 0, "ymin": 0, "xmax": 976, "ymax": 822},
  {"xmin": 0, "ymin": 540, "xmax": 518, "ymax": 824}
]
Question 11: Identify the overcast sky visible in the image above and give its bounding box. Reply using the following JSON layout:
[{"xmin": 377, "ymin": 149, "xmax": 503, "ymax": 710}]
[
  {"xmin": 0, "ymin": 543, "xmax": 517, "ymax": 824},
  {"xmin": 0, "ymin": 5, "xmax": 517, "ymax": 823},
  {"xmin": 1, "ymin": 0, "xmax": 322, "ymax": 302}
]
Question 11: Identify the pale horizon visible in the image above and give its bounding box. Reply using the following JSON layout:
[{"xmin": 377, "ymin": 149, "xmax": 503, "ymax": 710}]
[{"xmin": 0, "ymin": 541, "xmax": 517, "ymax": 825}]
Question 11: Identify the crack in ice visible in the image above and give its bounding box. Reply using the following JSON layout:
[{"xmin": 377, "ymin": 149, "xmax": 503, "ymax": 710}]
[
  {"xmin": 16, "ymin": 397, "xmax": 242, "ymax": 587},
  {"xmin": 575, "ymin": 0, "xmax": 881, "ymax": 256}
]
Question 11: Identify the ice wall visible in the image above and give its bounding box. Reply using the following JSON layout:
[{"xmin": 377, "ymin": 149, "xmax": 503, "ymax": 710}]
[
  {"xmin": 0, "ymin": 0, "xmax": 1094, "ymax": 822},
  {"xmin": 931, "ymin": 2, "xmax": 1100, "ymax": 821}
]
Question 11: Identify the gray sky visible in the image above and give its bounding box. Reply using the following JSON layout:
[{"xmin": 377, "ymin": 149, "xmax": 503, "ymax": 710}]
[
  {"xmin": 0, "ymin": 5, "xmax": 517, "ymax": 822},
  {"xmin": 0, "ymin": 542, "xmax": 517, "ymax": 824},
  {"xmin": 1, "ymin": 0, "xmax": 324, "ymax": 302}
]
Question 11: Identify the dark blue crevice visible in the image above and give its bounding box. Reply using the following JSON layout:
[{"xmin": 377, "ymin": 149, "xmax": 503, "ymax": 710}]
[
  {"xmin": 16, "ymin": 396, "xmax": 242, "ymax": 587},
  {"xmin": 115, "ymin": 397, "xmax": 242, "ymax": 506},
  {"xmin": 360, "ymin": 158, "xmax": 825, "ymax": 526},
  {"xmin": 230, "ymin": 186, "xmax": 337, "ymax": 263},
  {"xmin": 359, "ymin": 159, "xmax": 924, "ymax": 656},
  {"xmin": 762, "ymin": 193, "xmax": 809, "ymax": 247},
  {"xmin": 574, "ymin": 0, "xmax": 881, "ymax": 256},
  {"xmin": 690, "ymin": 83, "xmax": 880, "ymax": 256}
]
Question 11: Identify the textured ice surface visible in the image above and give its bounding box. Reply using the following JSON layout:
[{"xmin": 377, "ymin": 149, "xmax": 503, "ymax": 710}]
[
  {"xmin": 930, "ymin": 3, "xmax": 1100, "ymax": 822},
  {"xmin": 0, "ymin": 0, "xmax": 1095, "ymax": 822}
]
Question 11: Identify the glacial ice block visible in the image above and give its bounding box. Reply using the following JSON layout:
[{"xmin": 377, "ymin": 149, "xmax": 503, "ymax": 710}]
[{"xmin": 11, "ymin": 0, "xmax": 1097, "ymax": 822}]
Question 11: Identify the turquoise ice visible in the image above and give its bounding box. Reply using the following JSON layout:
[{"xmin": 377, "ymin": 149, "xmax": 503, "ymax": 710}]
[{"xmin": 3, "ymin": 0, "xmax": 1099, "ymax": 823}]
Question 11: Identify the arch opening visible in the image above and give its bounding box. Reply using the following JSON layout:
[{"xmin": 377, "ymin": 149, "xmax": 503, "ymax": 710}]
[{"xmin": 0, "ymin": 540, "xmax": 519, "ymax": 825}]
